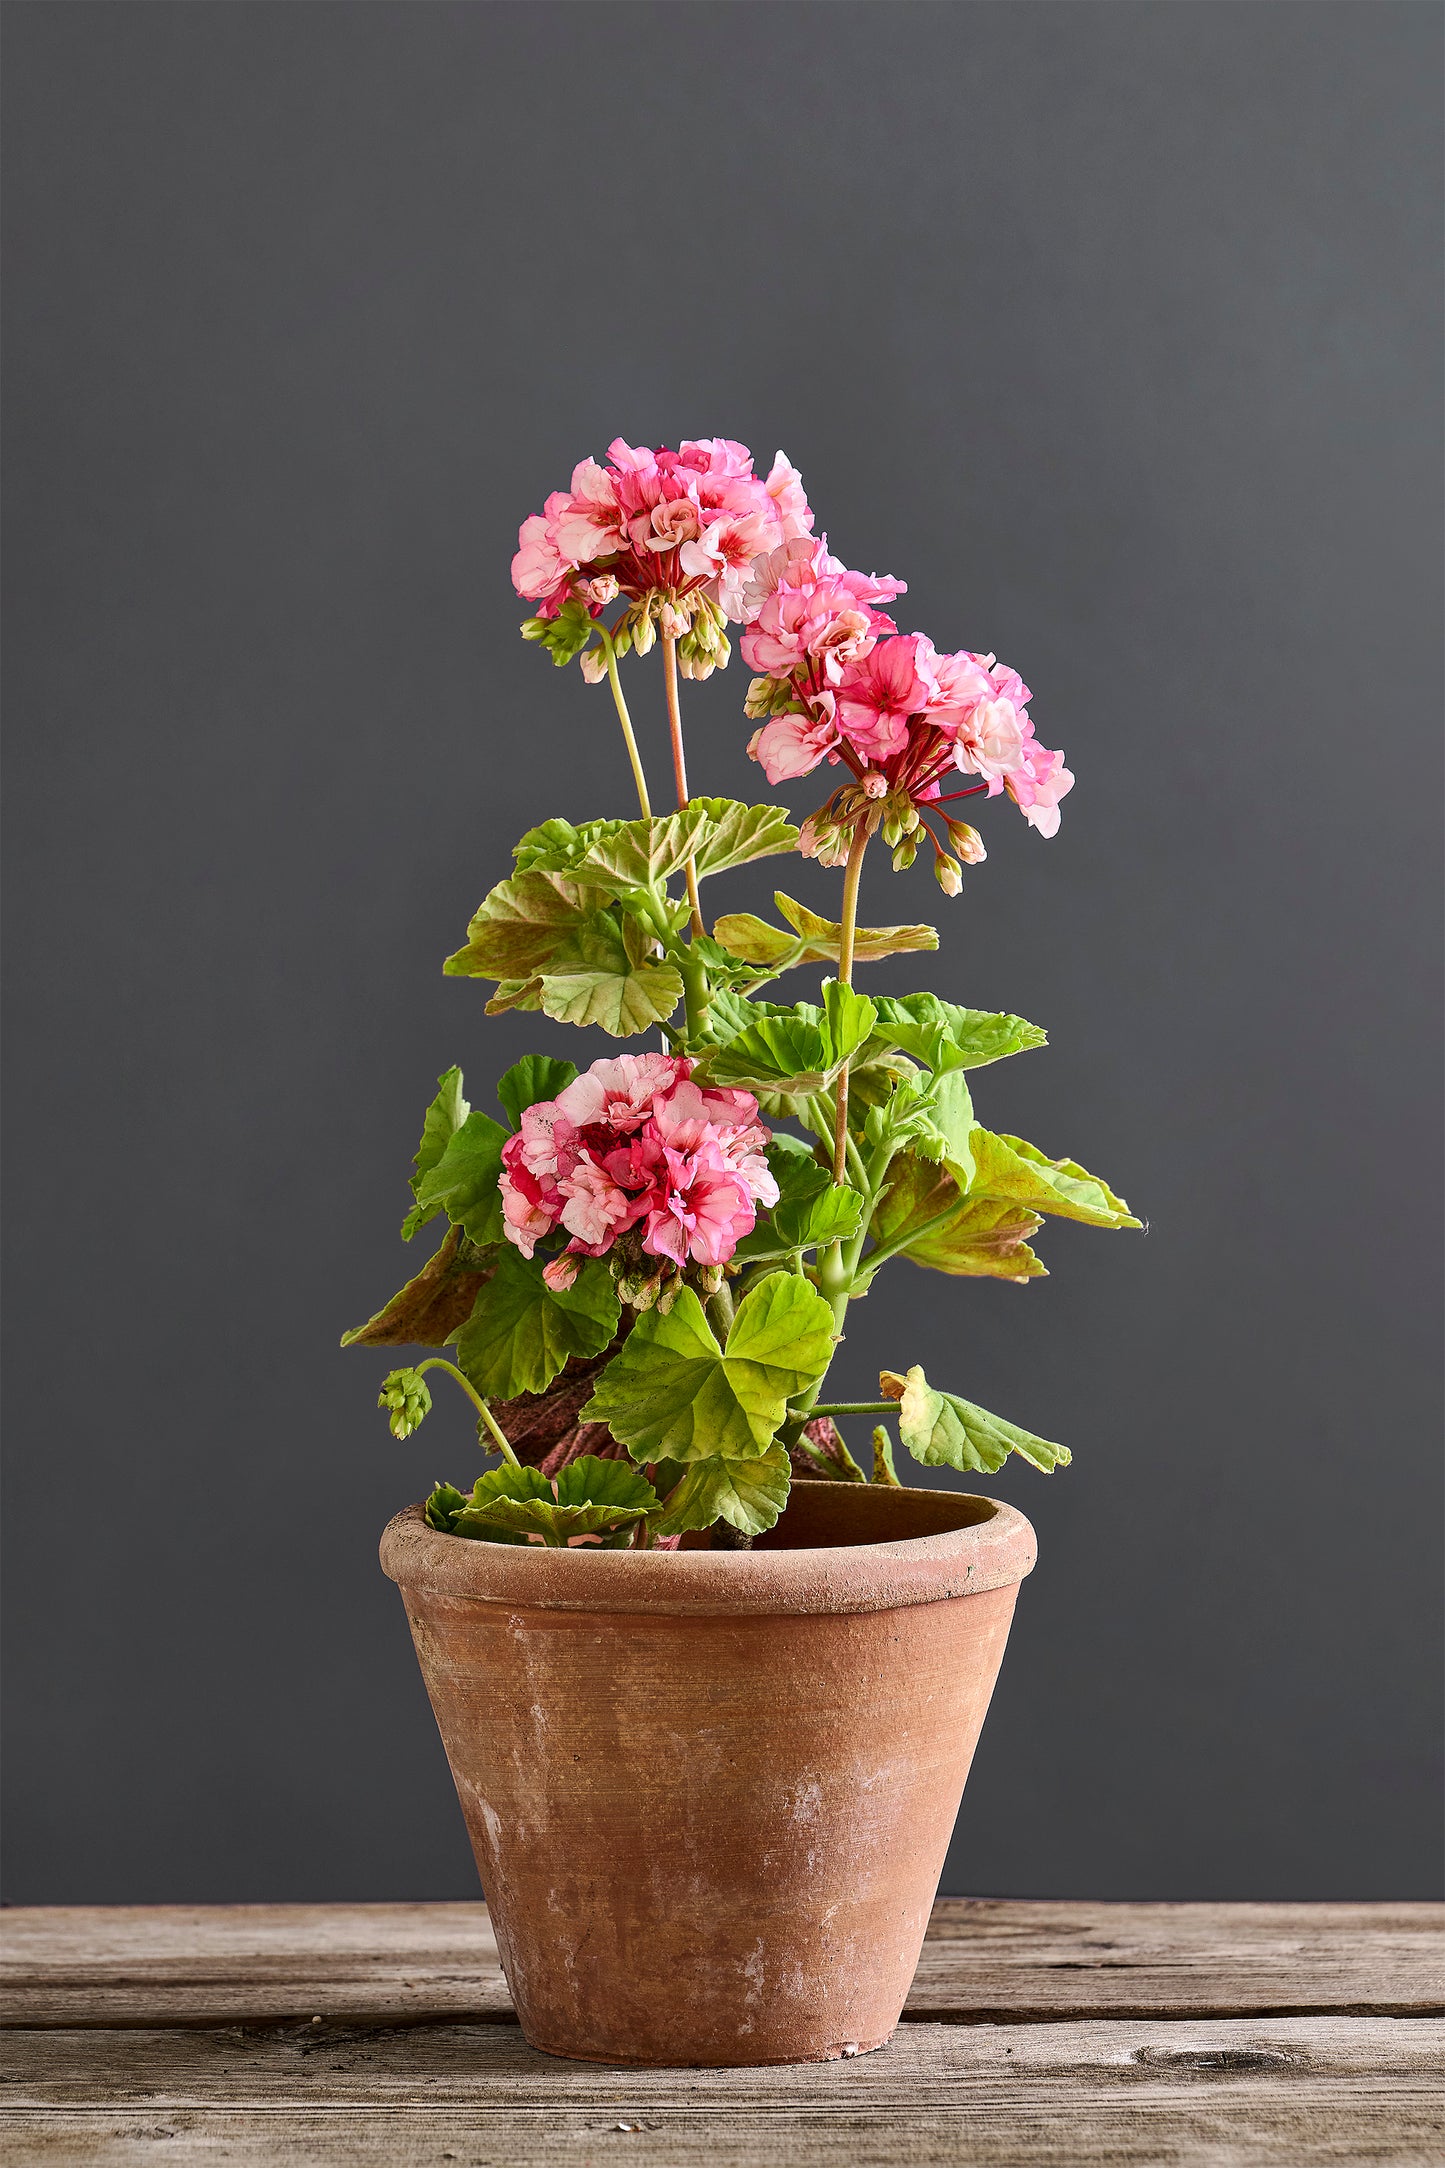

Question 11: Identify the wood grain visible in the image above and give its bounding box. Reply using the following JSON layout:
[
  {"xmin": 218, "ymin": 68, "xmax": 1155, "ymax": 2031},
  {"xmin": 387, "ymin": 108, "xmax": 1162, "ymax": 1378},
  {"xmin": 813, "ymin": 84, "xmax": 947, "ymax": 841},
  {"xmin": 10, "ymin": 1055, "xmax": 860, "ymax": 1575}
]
[
  {"xmin": 2, "ymin": 1904, "xmax": 1441, "ymax": 2164},
  {"xmin": 3, "ymin": 1900, "xmax": 1440, "ymax": 2030},
  {"xmin": 1, "ymin": 2017, "xmax": 1441, "ymax": 2165}
]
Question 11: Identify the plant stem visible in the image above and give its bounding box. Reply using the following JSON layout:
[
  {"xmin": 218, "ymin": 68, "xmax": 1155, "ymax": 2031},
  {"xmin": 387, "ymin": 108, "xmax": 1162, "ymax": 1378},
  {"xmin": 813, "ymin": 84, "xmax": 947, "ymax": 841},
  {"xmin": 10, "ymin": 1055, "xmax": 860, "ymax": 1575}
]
[
  {"xmin": 413, "ymin": 1359, "xmax": 520, "ymax": 1466},
  {"xmin": 830, "ymin": 819, "xmax": 870, "ymax": 1184},
  {"xmin": 679, "ymin": 945, "xmax": 710, "ymax": 1045},
  {"xmin": 661, "ymin": 632, "xmax": 704, "ymax": 937},
  {"xmin": 809, "ymin": 1401, "xmax": 897, "ymax": 1417},
  {"xmin": 706, "ymin": 1281, "xmax": 736, "ymax": 1341},
  {"xmin": 600, "ymin": 629, "xmax": 652, "ymax": 819},
  {"xmin": 855, "ymin": 1196, "xmax": 962, "ymax": 1282}
]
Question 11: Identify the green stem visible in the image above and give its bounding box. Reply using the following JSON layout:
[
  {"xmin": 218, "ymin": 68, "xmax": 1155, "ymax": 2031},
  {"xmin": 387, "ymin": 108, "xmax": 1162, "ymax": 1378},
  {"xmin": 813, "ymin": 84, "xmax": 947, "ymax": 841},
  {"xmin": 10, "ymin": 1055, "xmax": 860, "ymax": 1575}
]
[
  {"xmin": 661, "ymin": 633, "xmax": 704, "ymax": 937},
  {"xmin": 843, "ymin": 1134, "xmax": 903, "ymax": 1281},
  {"xmin": 599, "ymin": 628, "xmax": 652, "ymax": 819},
  {"xmin": 680, "ymin": 945, "xmax": 710, "ymax": 1045},
  {"xmin": 413, "ymin": 1359, "xmax": 520, "ymax": 1466},
  {"xmin": 706, "ymin": 1281, "xmax": 736, "ymax": 1341},
  {"xmin": 856, "ymin": 1197, "xmax": 962, "ymax": 1283},
  {"xmin": 830, "ymin": 818, "xmax": 871, "ymax": 1186},
  {"xmin": 809, "ymin": 1401, "xmax": 897, "ymax": 1417}
]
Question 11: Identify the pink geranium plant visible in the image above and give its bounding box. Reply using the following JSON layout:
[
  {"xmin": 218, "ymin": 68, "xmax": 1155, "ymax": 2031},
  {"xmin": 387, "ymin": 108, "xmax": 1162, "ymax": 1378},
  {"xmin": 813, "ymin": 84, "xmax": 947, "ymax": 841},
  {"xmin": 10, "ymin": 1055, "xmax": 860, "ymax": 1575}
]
[{"xmin": 347, "ymin": 437, "xmax": 1138, "ymax": 1549}]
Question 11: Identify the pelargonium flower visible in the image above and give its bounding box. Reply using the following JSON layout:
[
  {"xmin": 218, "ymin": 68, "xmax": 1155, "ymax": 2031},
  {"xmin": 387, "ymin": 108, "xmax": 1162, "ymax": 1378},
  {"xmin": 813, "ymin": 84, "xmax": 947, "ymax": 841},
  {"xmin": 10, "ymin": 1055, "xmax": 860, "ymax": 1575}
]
[
  {"xmin": 512, "ymin": 439, "xmax": 815, "ymax": 675},
  {"xmin": 498, "ymin": 1053, "xmax": 779, "ymax": 1294},
  {"xmin": 746, "ymin": 593, "xmax": 1073, "ymax": 880}
]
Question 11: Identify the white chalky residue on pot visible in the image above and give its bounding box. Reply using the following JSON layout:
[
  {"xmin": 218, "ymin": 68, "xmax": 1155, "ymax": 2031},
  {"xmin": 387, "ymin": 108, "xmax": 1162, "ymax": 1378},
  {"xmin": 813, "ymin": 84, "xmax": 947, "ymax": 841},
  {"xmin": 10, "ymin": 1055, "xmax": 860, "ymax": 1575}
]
[{"xmin": 739, "ymin": 1935, "xmax": 767, "ymax": 2027}]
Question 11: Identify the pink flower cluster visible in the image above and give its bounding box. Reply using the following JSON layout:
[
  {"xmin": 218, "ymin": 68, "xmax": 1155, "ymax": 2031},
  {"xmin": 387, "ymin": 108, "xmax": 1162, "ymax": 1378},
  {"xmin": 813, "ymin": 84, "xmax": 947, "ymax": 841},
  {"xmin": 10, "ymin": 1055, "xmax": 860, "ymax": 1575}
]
[
  {"xmin": 513, "ymin": 439, "xmax": 815, "ymax": 625},
  {"xmin": 742, "ymin": 548, "xmax": 1072, "ymax": 837},
  {"xmin": 499, "ymin": 1052, "xmax": 779, "ymax": 1276}
]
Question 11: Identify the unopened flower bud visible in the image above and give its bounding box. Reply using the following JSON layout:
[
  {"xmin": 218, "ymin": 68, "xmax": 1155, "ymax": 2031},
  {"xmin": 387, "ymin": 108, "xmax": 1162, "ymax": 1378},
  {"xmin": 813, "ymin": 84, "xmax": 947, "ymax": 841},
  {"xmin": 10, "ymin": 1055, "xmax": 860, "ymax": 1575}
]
[
  {"xmin": 542, "ymin": 1254, "xmax": 580, "ymax": 1293},
  {"xmin": 933, "ymin": 852, "xmax": 964, "ymax": 898},
  {"xmin": 945, "ymin": 821, "xmax": 986, "ymax": 866},
  {"xmin": 576, "ymin": 573, "xmax": 619, "ymax": 607},
  {"xmin": 631, "ymin": 611, "xmax": 657, "ymax": 657},
  {"xmin": 891, "ymin": 834, "xmax": 919, "ymax": 872},
  {"xmin": 578, "ymin": 647, "xmax": 607, "ymax": 685},
  {"xmin": 744, "ymin": 675, "xmax": 777, "ymax": 720},
  {"xmin": 379, "ymin": 1367, "xmax": 431, "ymax": 1441},
  {"xmin": 658, "ymin": 600, "xmax": 687, "ymax": 641},
  {"xmin": 861, "ymin": 770, "xmax": 888, "ymax": 800},
  {"xmin": 520, "ymin": 616, "xmax": 547, "ymax": 644}
]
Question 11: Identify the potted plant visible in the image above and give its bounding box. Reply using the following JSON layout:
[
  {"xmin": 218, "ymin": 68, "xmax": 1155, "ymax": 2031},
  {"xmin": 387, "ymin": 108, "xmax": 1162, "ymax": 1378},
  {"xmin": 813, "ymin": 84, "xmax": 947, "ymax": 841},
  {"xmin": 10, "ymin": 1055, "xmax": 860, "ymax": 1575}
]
[{"xmin": 349, "ymin": 436, "xmax": 1140, "ymax": 2066}]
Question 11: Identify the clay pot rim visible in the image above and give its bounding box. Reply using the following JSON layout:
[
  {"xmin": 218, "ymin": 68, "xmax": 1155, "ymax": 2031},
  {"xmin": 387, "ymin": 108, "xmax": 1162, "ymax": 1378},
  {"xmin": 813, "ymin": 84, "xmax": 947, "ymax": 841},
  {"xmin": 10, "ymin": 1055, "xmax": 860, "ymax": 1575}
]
[{"xmin": 379, "ymin": 1487, "xmax": 1036, "ymax": 1617}]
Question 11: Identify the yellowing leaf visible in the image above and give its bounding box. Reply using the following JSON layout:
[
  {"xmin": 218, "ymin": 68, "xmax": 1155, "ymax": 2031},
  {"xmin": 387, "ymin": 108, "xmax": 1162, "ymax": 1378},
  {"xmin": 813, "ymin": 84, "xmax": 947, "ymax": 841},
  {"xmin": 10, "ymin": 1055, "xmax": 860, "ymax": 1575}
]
[{"xmin": 881, "ymin": 1364, "xmax": 1069, "ymax": 1474}]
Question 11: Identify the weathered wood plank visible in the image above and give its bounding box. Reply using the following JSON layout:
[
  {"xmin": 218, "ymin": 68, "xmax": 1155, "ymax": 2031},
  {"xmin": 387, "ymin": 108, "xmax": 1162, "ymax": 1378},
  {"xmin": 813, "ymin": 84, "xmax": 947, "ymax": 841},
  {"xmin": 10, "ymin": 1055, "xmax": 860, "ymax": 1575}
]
[
  {"xmin": 3, "ymin": 1901, "xmax": 1440, "ymax": 2029},
  {"xmin": 0, "ymin": 1905, "xmax": 511, "ymax": 2030},
  {"xmin": 1, "ymin": 2018, "xmax": 1441, "ymax": 2165},
  {"xmin": 913, "ymin": 1900, "xmax": 1445, "ymax": 2022}
]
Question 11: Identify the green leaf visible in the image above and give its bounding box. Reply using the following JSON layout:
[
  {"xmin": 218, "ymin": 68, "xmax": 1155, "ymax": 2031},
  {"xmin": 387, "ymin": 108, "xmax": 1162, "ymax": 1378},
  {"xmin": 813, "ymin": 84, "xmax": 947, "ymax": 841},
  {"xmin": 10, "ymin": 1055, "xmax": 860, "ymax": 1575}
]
[
  {"xmin": 653, "ymin": 1444, "xmax": 793, "ymax": 1538},
  {"xmin": 552, "ymin": 1455, "xmax": 659, "ymax": 1515},
  {"xmin": 867, "ymin": 995, "xmax": 1048, "ymax": 1075},
  {"xmin": 451, "ymin": 1456, "xmax": 659, "ymax": 1544},
  {"xmin": 443, "ymin": 870, "xmax": 613, "ymax": 980},
  {"xmin": 400, "ymin": 1067, "xmax": 472, "ymax": 1239},
  {"xmin": 342, "ymin": 1225, "xmax": 497, "ymax": 1347},
  {"xmin": 911, "ymin": 1069, "xmax": 976, "ymax": 1183},
  {"xmin": 537, "ymin": 957, "xmax": 684, "ymax": 1036},
  {"xmin": 514, "ymin": 799, "xmax": 798, "ymax": 895},
  {"xmin": 583, "ymin": 1277, "xmax": 837, "ymax": 1463},
  {"xmin": 872, "ymin": 1425, "xmax": 902, "ymax": 1487},
  {"xmin": 733, "ymin": 1177, "xmax": 865, "ymax": 1262},
  {"xmin": 686, "ymin": 934, "xmax": 782, "ymax": 995},
  {"xmin": 713, "ymin": 892, "xmax": 938, "ymax": 972},
  {"xmin": 496, "ymin": 1056, "xmax": 578, "ymax": 1131},
  {"xmin": 882, "ymin": 1364, "xmax": 1070, "ymax": 1475},
  {"xmin": 870, "ymin": 1152, "xmax": 1046, "ymax": 1281},
  {"xmin": 699, "ymin": 980, "xmax": 878, "ymax": 1097},
  {"xmin": 409, "ymin": 1111, "xmax": 509, "ymax": 1246},
  {"xmin": 455, "ymin": 1248, "xmax": 620, "ymax": 1400},
  {"xmin": 483, "ymin": 977, "xmax": 546, "ymax": 1015},
  {"xmin": 688, "ymin": 801, "xmax": 801, "ymax": 880},
  {"xmin": 971, "ymin": 1130, "xmax": 1142, "ymax": 1229},
  {"xmin": 424, "ymin": 1481, "xmax": 473, "ymax": 1533},
  {"xmin": 450, "ymin": 878, "xmax": 683, "ymax": 1038}
]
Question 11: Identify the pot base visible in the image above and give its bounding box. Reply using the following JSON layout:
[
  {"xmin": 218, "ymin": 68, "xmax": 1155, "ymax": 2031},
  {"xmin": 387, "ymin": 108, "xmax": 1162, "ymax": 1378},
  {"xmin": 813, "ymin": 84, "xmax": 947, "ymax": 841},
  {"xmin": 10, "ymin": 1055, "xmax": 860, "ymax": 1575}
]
[{"xmin": 520, "ymin": 2027, "xmax": 895, "ymax": 2068}]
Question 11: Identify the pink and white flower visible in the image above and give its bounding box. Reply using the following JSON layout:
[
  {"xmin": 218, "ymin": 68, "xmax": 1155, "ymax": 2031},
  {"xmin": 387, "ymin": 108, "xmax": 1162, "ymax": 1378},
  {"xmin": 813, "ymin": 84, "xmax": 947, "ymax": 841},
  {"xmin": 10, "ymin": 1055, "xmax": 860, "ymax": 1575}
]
[
  {"xmin": 497, "ymin": 1054, "xmax": 776, "ymax": 1279},
  {"xmin": 511, "ymin": 439, "xmax": 816, "ymax": 631}
]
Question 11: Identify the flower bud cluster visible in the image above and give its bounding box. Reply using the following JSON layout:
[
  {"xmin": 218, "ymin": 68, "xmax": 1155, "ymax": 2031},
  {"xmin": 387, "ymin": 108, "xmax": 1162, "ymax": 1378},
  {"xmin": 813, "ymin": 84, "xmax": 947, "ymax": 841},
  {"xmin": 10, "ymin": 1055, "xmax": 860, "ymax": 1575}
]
[{"xmin": 379, "ymin": 1368, "xmax": 432, "ymax": 1441}]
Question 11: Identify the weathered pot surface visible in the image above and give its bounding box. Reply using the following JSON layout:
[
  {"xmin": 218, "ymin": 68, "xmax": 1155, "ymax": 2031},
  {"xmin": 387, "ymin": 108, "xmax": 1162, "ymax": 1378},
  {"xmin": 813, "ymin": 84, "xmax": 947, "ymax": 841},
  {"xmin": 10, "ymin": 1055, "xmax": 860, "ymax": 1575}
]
[{"xmin": 381, "ymin": 1481, "xmax": 1036, "ymax": 2066}]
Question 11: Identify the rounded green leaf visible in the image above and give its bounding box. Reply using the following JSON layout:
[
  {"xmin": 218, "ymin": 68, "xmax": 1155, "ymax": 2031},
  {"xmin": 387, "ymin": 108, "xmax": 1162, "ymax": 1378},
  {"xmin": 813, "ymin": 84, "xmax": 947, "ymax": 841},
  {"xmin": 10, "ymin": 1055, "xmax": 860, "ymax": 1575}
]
[
  {"xmin": 653, "ymin": 1445, "xmax": 792, "ymax": 1537},
  {"xmin": 456, "ymin": 1249, "xmax": 620, "ymax": 1400},
  {"xmin": 583, "ymin": 1278, "xmax": 837, "ymax": 1463}
]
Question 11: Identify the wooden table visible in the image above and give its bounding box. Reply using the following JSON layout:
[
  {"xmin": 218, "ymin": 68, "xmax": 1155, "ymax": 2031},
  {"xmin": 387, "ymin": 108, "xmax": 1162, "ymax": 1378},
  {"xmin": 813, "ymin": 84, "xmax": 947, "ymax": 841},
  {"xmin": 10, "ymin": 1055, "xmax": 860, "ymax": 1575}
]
[{"xmin": 2, "ymin": 1900, "xmax": 1441, "ymax": 2163}]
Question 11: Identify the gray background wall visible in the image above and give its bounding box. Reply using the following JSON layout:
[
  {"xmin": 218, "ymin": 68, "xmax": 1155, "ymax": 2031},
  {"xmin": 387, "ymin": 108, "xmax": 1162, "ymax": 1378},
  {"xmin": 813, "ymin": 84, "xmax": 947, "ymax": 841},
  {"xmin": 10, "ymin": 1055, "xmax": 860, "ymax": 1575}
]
[{"xmin": 4, "ymin": 0, "xmax": 1440, "ymax": 1906}]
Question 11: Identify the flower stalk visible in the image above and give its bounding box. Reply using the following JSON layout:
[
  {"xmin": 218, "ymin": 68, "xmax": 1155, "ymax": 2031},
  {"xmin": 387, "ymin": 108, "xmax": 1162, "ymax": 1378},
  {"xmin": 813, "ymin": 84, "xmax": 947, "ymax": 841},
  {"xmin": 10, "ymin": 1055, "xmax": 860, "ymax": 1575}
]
[
  {"xmin": 600, "ymin": 626, "xmax": 652, "ymax": 819},
  {"xmin": 413, "ymin": 1359, "xmax": 521, "ymax": 1466},
  {"xmin": 830, "ymin": 817, "xmax": 871, "ymax": 1184},
  {"xmin": 661, "ymin": 632, "xmax": 705, "ymax": 938}
]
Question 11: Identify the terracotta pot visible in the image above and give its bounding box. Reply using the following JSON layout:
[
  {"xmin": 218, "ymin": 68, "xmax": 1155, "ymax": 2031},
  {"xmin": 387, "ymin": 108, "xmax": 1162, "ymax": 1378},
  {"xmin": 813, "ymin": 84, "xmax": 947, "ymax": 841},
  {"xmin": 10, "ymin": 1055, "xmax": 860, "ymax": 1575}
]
[{"xmin": 380, "ymin": 1481, "xmax": 1036, "ymax": 2067}]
